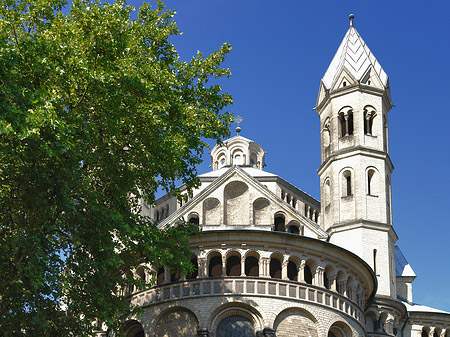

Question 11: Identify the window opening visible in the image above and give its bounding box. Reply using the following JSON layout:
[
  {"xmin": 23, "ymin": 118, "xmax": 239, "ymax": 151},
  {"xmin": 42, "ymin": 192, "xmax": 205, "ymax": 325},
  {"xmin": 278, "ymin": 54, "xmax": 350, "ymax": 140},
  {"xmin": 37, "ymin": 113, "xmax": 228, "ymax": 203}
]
[
  {"xmin": 287, "ymin": 261, "xmax": 298, "ymax": 281},
  {"xmin": 270, "ymin": 258, "xmax": 282, "ymax": 279},
  {"xmin": 209, "ymin": 256, "xmax": 222, "ymax": 277},
  {"xmin": 187, "ymin": 257, "xmax": 198, "ymax": 280},
  {"xmin": 245, "ymin": 256, "xmax": 259, "ymax": 277},
  {"xmin": 156, "ymin": 267, "xmax": 165, "ymax": 285},
  {"xmin": 274, "ymin": 216, "xmax": 285, "ymax": 232},
  {"xmin": 304, "ymin": 265, "xmax": 312, "ymax": 284},
  {"xmin": 226, "ymin": 255, "xmax": 241, "ymax": 276}
]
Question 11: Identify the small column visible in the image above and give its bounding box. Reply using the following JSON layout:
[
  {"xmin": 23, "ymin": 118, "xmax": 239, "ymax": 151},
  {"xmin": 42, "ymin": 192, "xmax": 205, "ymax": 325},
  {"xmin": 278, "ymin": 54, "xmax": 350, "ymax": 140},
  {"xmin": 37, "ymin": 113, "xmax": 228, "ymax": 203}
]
[
  {"xmin": 327, "ymin": 272, "xmax": 337, "ymax": 292},
  {"xmin": 221, "ymin": 257, "xmax": 226, "ymax": 277},
  {"xmin": 343, "ymin": 112, "xmax": 349, "ymax": 136},
  {"xmin": 197, "ymin": 258, "xmax": 207, "ymax": 277},
  {"xmin": 281, "ymin": 256, "xmax": 289, "ymax": 280},
  {"xmin": 298, "ymin": 260, "xmax": 305, "ymax": 282},
  {"xmin": 315, "ymin": 266, "xmax": 325, "ymax": 288},
  {"xmin": 241, "ymin": 257, "xmax": 246, "ymax": 276},
  {"xmin": 163, "ymin": 268, "xmax": 170, "ymax": 284},
  {"xmin": 260, "ymin": 258, "xmax": 270, "ymax": 277}
]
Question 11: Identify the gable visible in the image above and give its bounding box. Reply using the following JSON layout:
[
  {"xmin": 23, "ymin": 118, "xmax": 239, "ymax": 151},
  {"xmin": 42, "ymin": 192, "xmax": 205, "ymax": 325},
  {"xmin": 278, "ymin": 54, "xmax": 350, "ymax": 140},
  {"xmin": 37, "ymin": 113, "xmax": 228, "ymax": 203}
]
[{"xmin": 158, "ymin": 166, "xmax": 328, "ymax": 240}]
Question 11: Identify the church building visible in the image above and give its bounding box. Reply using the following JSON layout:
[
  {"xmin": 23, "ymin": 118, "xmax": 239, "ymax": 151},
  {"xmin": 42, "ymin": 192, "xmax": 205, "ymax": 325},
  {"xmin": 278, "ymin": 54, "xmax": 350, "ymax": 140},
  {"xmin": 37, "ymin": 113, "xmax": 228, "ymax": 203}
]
[{"xmin": 110, "ymin": 15, "xmax": 450, "ymax": 337}]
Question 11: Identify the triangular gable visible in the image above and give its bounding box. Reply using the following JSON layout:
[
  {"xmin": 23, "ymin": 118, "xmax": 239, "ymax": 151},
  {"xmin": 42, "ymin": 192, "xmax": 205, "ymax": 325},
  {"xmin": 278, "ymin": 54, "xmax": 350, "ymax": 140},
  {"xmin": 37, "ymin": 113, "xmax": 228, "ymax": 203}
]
[
  {"xmin": 331, "ymin": 66, "xmax": 358, "ymax": 91},
  {"xmin": 158, "ymin": 166, "xmax": 327, "ymax": 239},
  {"xmin": 316, "ymin": 81, "xmax": 329, "ymax": 109},
  {"xmin": 360, "ymin": 65, "xmax": 384, "ymax": 90}
]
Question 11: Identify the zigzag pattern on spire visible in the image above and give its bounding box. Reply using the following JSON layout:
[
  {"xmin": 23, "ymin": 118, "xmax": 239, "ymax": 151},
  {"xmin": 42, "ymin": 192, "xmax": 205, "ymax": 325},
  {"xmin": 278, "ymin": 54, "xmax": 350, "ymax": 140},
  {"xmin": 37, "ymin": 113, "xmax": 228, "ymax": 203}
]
[{"xmin": 322, "ymin": 27, "xmax": 388, "ymax": 90}]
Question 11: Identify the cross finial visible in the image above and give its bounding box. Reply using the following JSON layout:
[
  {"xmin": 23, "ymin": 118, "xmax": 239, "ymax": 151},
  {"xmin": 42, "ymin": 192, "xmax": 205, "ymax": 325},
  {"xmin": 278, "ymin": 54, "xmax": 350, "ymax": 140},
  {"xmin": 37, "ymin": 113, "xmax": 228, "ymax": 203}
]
[
  {"xmin": 349, "ymin": 14, "xmax": 355, "ymax": 27},
  {"xmin": 234, "ymin": 115, "xmax": 243, "ymax": 136}
]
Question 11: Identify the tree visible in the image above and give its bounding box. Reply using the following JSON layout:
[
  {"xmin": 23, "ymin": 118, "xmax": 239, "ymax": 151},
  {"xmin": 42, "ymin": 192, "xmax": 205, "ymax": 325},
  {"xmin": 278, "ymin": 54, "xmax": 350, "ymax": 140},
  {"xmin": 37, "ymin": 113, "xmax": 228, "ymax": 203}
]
[{"xmin": 0, "ymin": 0, "xmax": 233, "ymax": 335}]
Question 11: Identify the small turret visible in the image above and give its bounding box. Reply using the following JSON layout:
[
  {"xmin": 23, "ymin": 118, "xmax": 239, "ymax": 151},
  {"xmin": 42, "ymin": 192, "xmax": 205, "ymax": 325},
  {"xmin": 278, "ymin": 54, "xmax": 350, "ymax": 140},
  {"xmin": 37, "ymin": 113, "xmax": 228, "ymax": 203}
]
[{"xmin": 210, "ymin": 116, "xmax": 266, "ymax": 170}]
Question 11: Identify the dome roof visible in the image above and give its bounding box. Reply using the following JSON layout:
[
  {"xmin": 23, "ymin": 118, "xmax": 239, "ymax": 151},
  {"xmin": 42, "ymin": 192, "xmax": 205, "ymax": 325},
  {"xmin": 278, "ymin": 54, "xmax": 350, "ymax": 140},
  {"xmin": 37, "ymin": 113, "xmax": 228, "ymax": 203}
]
[{"xmin": 210, "ymin": 134, "xmax": 266, "ymax": 171}]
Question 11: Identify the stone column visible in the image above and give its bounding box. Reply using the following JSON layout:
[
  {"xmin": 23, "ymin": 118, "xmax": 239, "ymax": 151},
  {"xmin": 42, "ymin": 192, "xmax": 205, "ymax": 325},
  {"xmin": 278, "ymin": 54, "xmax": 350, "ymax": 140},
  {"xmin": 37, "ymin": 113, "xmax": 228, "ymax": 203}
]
[
  {"xmin": 328, "ymin": 272, "xmax": 337, "ymax": 291},
  {"xmin": 260, "ymin": 258, "xmax": 270, "ymax": 277},
  {"xmin": 241, "ymin": 257, "xmax": 246, "ymax": 276},
  {"xmin": 163, "ymin": 268, "xmax": 170, "ymax": 284},
  {"xmin": 315, "ymin": 266, "xmax": 325, "ymax": 288},
  {"xmin": 343, "ymin": 112, "xmax": 349, "ymax": 136},
  {"xmin": 298, "ymin": 260, "xmax": 305, "ymax": 282},
  {"xmin": 282, "ymin": 256, "xmax": 289, "ymax": 280},
  {"xmin": 198, "ymin": 258, "xmax": 207, "ymax": 277},
  {"xmin": 221, "ymin": 257, "xmax": 226, "ymax": 276}
]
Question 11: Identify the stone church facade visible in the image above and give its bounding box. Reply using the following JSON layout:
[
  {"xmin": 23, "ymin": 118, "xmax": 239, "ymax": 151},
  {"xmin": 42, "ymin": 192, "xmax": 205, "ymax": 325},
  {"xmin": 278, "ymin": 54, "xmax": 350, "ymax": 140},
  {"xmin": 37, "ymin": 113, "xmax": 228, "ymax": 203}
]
[{"xmin": 100, "ymin": 16, "xmax": 450, "ymax": 337}]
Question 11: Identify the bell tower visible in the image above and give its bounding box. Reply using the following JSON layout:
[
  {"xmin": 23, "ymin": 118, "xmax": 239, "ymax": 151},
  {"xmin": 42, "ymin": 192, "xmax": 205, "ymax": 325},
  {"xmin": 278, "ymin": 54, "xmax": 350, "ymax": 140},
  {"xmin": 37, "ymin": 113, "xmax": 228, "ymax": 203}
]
[{"xmin": 315, "ymin": 15, "xmax": 396, "ymax": 298}]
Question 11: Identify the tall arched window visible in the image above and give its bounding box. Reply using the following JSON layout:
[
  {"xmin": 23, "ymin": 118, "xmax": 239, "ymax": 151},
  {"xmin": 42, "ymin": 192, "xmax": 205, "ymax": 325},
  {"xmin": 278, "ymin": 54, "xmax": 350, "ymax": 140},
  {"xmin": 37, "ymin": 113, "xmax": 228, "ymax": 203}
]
[
  {"xmin": 364, "ymin": 106, "xmax": 376, "ymax": 135},
  {"xmin": 245, "ymin": 256, "xmax": 259, "ymax": 276},
  {"xmin": 274, "ymin": 215, "xmax": 285, "ymax": 232},
  {"xmin": 187, "ymin": 256, "xmax": 198, "ymax": 280},
  {"xmin": 209, "ymin": 254, "xmax": 222, "ymax": 277},
  {"xmin": 287, "ymin": 261, "xmax": 298, "ymax": 281},
  {"xmin": 156, "ymin": 267, "xmax": 165, "ymax": 285},
  {"xmin": 270, "ymin": 257, "xmax": 282, "ymax": 279},
  {"xmin": 323, "ymin": 118, "xmax": 331, "ymax": 148},
  {"xmin": 367, "ymin": 169, "xmax": 376, "ymax": 195},
  {"xmin": 339, "ymin": 107, "xmax": 353, "ymax": 137},
  {"xmin": 342, "ymin": 170, "xmax": 352, "ymax": 197},
  {"xmin": 324, "ymin": 179, "xmax": 331, "ymax": 207},
  {"xmin": 304, "ymin": 265, "xmax": 312, "ymax": 284},
  {"xmin": 226, "ymin": 255, "xmax": 241, "ymax": 276}
]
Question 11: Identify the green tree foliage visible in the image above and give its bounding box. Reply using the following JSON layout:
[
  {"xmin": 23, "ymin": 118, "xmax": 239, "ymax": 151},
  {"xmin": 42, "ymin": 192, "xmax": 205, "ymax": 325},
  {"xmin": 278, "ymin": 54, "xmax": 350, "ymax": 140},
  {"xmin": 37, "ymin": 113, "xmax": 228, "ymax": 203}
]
[{"xmin": 0, "ymin": 0, "xmax": 232, "ymax": 335}]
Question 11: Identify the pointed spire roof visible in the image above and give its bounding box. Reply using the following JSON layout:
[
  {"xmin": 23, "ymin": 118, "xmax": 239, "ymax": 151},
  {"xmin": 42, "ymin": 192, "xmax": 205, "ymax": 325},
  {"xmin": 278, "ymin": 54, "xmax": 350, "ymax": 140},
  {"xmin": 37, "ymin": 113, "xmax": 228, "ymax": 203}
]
[{"xmin": 322, "ymin": 15, "xmax": 388, "ymax": 90}]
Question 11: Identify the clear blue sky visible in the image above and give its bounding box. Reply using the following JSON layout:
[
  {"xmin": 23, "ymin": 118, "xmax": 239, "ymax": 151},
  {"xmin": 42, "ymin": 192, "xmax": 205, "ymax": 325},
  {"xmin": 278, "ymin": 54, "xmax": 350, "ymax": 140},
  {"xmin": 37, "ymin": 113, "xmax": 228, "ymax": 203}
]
[{"xmin": 126, "ymin": 0, "xmax": 450, "ymax": 311}]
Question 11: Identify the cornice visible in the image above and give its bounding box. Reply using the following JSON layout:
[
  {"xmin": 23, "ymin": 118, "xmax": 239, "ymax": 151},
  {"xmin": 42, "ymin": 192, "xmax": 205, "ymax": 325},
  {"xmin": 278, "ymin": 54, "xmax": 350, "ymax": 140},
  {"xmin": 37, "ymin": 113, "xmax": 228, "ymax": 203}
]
[{"xmin": 317, "ymin": 146, "xmax": 394, "ymax": 175}]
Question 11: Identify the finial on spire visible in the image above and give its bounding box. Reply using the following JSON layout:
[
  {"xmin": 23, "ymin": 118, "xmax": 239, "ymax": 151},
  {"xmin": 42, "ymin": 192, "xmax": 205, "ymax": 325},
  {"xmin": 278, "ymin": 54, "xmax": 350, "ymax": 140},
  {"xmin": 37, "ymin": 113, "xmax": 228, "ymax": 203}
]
[
  {"xmin": 234, "ymin": 115, "xmax": 243, "ymax": 136},
  {"xmin": 349, "ymin": 14, "xmax": 355, "ymax": 27}
]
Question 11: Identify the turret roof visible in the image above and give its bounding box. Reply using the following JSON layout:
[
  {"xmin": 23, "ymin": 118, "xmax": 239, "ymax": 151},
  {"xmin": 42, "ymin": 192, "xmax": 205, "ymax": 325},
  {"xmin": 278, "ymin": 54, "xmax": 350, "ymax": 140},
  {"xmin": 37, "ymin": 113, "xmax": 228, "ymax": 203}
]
[{"xmin": 322, "ymin": 19, "xmax": 388, "ymax": 90}]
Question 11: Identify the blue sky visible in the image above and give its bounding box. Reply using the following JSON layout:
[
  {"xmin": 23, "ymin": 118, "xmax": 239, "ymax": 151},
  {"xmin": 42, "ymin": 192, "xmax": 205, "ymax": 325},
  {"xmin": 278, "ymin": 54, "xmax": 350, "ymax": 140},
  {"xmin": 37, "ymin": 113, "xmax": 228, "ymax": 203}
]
[{"xmin": 125, "ymin": 1, "xmax": 450, "ymax": 311}]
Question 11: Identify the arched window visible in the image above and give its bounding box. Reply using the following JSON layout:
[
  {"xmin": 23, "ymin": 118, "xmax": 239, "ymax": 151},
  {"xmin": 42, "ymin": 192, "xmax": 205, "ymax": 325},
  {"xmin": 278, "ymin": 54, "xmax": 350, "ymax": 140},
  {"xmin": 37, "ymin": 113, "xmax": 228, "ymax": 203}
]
[
  {"xmin": 170, "ymin": 269, "xmax": 180, "ymax": 283},
  {"xmin": 274, "ymin": 215, "xmax": 285, "ymax": 232},
  {"xmin": 323, "ymin": 118, "xmax": 331, "ymax": 148},
  {"xmin": 304, "ymin": 265, "xmax": 312, "ymax": 284},
  {"xmin": 364, "ymin": 106, "xmax": 376, "ymax": 135},
  {"xmin": 136, "ymin": 266, "xmax": 145, "ymax": 283},
  {"xmin": 245, "ymin": 256, "xmax": 259, "ymax": 276},
  {"xmin": 209, "ymin": 254, "xmax": 222, "ymax": 277},
  {"xmin": 342, "ymin": 170, "xmax": 352, "ymax": 197},
  {"xmin": 188, "ymin": 213, "xmax": 199, "ymax": 225},
  {"xmin": 270, "ymin": 258, "xmax": 282, "ymax": 279},
  {"xmin": 367, "ymin": 169, "xmax": 375, "ymax": 195},
  {"xmin": 217, "ymin": 154, "xmax": 226, "ymax": 169},
  {"xmin": 324, "ymin": 179, "xmax": 331, "ymax": 207},
  {"xmin": 232, "ymin": 151, "xmax": 244, "ymax": 165},
  {"xmin": 187, "ymin": 256, "xmax": 198, "ymax": 280},
  {"xmin": 250, "ymin": 153, "xmax": 257, "ymax": 168},
  {"xmin": 339, "ymin": 108, "xmax": 353, "ymax": 137},
  {"xmin": 156, "ymin": 267, "xmax": 165, "ymax": 285},
  {"xmin": 288, "ymin": 225, "xmax": 299, "ymax": 234},
  {"xmin": 324, "ymin": 272, "xmax": 330, "ymax": 289},
  {"xmin": 287, "ymin": 261, "xmax": 298, "ymax": 281},
  {"xmin": 226, "ymin": 255, "xmax": 241, "ymax": 276}
]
